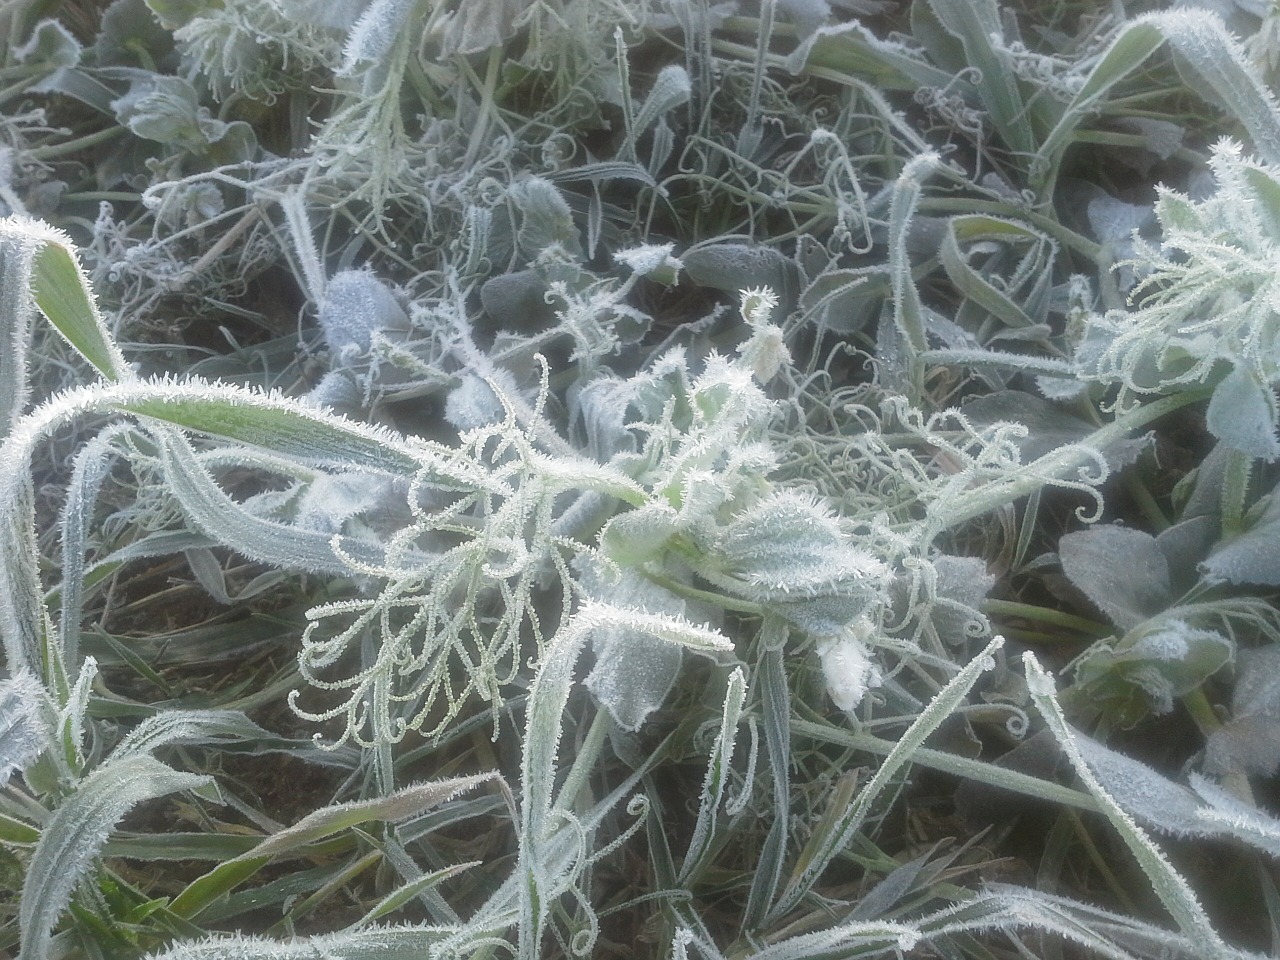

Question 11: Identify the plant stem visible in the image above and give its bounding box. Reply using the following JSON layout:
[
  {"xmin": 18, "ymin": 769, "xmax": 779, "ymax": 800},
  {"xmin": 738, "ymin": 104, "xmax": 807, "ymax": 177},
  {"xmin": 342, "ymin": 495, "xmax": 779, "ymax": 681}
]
[{"xmin": 28, "ymin": 125, "xmax": 127, "ymax": 160}]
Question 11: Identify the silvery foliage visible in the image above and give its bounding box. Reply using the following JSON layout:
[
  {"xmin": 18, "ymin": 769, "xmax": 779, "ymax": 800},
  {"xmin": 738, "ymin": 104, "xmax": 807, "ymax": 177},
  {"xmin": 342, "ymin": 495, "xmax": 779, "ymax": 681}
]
[
  {"xmin": 0, "ymin": 671, "xmax": 45, "ymax": 788},
  {"xmin": 1079, "ymin": 139, "xmax": 1280, "ymax": 460},
  {"xmin": 1058, "ymin": 522, "xmax": 1280, "ymax": 724},
  {"xmin": 292, "ymin": 283, "xmax": 897, "ymax": 745}
]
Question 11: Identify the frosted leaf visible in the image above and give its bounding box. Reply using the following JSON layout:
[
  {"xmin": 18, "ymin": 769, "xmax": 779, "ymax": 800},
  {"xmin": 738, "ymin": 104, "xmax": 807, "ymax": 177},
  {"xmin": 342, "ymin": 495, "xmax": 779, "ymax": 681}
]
[
  {"xmin": 1189, "ymin": 774, "xmax": 1280, "ymax": 857},
  {"xmin": 579, "ymin": 560, "xmax": 690, "ymax": 732},
  {"xmin": 304, "ymin": 369, "xmax": 363, "ymax": 412},
  {"xmin": 1059, "ymin": 525, "xmax": 1173, "ymax": 630},
  {"xmin": 316, "ymin": 270, "xmax": 410, "ymax": 360},
  {"xmin": 632, "ymin": 65, "xmax": 692, "ymax": 138},
  {"xmin": 890, "ymin": 554, "xmax": 995, "ymax": 646},
  {"xmin": 1079, "ymin": 140, "xmax": 1280, "ymax": 402},
  {"xmin": 509, "ymin": 177, "xmax": 581, "ymax": 261},
  {"xmin": 778, "ymin": 0, "xmax": 831, "ymax": 38},
  {"xmin": 1075, "ymin": 731, "xmax": 1208, "ymax": 837},
  {"xmin": 294, "ymin": 472, "xmax": 401, "ymax": 535},
  {"xmin": 444, "ymin": 372, "xmax": 510, "ymax": 432},
  {"xmin": 1072, "ymin": 621, "xmax": 1233, "ymax": 721},
  {"xmin": 339, "ymin": 0, "xmax": 415, "ymax": 74},
  {"xmin": 0, "ymin": 672, "xmax": 46, "ymax": 787},
  {"xmin": 736, "ymin": 286, "xmax": 791, "ymax": 383},
  {"xmin": 14, "ymin": 19, "xmax": 82, "ymax": 69},
  {"xmin": 1205, "ymin": 644, "xmax": 1280, "ymax": 776},
  {"xmin": 1202, "ymin": 486, "xmax": 1280, "ymax": 585},
  {"xmin": 816, "ymin": 626, "xmax": 881, "ymax": 712},
  {"xmin": 715, "ymin": 490, "xmax": 889, "ymax": 599},
  {"xmin": 438, "ymin": 0, "xmax": 535, "ymax": 56},
  {"xmin": 613, "ymin": 243, "xmax": 682, "ymax": 283},
  {"xmin": 110, "ymin": 74, "xmax": 255, "ymax": 157},
  {"xmin": 1073, "ymin": 731, "xmax": 1280, "ymax": 859},
  {"xmin": 599, "ymin": 503, "xmax": 681, "ymax": 567},
  {"xmin": 20, "ymin": 756, "xmax": 210, "ymax": 960},
  {"xmin": 1086, "ymin": 194, "xmax": 1154, "ymax": 291},
  {"xmin": 1205, "ymin": 365, "xmax": 1280, "ymax": 461},
  {"xmin": 683, "ymin": 243, "xmax": 798, "ymax": 322}
]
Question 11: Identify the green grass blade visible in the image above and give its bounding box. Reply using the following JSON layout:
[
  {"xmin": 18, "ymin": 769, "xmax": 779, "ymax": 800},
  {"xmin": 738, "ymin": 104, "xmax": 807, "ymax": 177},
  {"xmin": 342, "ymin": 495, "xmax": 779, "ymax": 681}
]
[
  {"xmin": 168, "ymin": 773, "xmax": 496, "ymax": 918},
  {"xmin": 768, "ymin": 635, "xmax": 1004, "ymax": 923},
  {"xmin": 1024, "ymin": 652, "xmax": 1228, "ymax": 953},
  {"xmin": 924, "ymin": 0, "xmax": 1034, "ymax": 156}
]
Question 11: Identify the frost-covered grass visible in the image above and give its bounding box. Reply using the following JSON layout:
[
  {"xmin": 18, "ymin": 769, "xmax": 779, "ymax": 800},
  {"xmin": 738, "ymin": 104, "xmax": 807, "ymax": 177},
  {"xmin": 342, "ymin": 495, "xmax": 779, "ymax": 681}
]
[{"xmin": 4, "ymin": 1, "xmax": 1280, "ymax": 957}]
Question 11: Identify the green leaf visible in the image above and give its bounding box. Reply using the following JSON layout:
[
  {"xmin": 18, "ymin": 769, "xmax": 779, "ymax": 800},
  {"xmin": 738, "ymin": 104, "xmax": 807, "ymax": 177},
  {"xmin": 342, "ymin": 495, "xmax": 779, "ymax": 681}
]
[
  {"xmin": 170, "ymin": 774, "xmax": 495, "ymax": 918},
  {"xmin": 118, "ymin": 381, "xmax": 421, "ymax": 473},
  {"xmin": 1072, "ymin": 620, "xmax": 1233, "ymax": 722},
  {"xmin": 1025, "ymin": 651, "xmax": 1231, "ymax": 953}
]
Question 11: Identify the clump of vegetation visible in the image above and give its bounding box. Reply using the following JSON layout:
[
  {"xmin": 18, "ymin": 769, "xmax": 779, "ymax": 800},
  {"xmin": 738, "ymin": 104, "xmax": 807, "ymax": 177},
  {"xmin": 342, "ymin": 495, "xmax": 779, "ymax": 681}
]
[{"xmin": 3, "ymin": 1, "xmax": 1280, "ymax": 958}]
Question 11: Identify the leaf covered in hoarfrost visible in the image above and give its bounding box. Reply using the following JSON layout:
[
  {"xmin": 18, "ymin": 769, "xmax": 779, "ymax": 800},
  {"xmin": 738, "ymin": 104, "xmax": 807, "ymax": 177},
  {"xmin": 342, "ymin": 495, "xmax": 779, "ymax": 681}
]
[
  {"xmin": 0, "ymin": 672, "xmax": 46, "ymax": 787},
  {"xmin": 1205, "ymin": 366, "xmax": 1280, "ymax": 461},
  {"xmin": 339, "ymin": 0, "xmax": 415, "ymax": 73},
  {"xmin": 444, "ymin": 370, "xmax": 517, "ymax": 433},
  {"xmin": 509, "ymin": 177, "xmax": 581, "ymax": 261},
  {"xmin": 682, "ymin": 243, "xmax": 799, "ymax": 321},
  {"xmin": 438, "ymin": 0, "xmax": 534, "ymax": 56},
  {"xmin": 20, "ymin": 756, "xmax": 210, "ymax": 960},
  {"xmin": 715, "ymin": 490, "xmax": 888, "ymax": 598},
  {"xmin": 293, "ymin": 471, "xmax": 404, "ymax": 535},
  {"xmin": 317, "ymin": 269, "xmax": 411, "ymax": 360},
  {"xmin": 1075, "ymin": 730, "xmax": 1280, "ymax": 858},
  {"xmin": 1072, "ymin": 620, "xmax": 1233, "ymax": 723},
  {"xmin": 1205, "ymin": 643, "xmax": 1280, "ymax": 777},
  {"xmin": 578, "ymin": 559, "xmax": 697, "ymax": 731},
  {"xmin": 1059, "ymin": 524, "xmax": 1173, "ymax": 630},
  {"xmin": 1202, "ymin": 484, "xmax": 1280, "ymax": 585},
  {"xmin": 816, "ymin": 628, "xmax": 881, "ymax": 712}
]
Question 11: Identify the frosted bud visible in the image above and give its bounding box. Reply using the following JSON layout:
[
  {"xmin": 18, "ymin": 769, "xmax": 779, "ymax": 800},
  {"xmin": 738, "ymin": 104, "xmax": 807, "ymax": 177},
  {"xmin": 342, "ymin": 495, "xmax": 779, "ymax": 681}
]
[
  {"xmin": 736, "ymin": 286, "xmax": 791, "ymax": 382},
  {"xmin": 816, "ymin": 626, "xmax": 881, "ymax": 712}
]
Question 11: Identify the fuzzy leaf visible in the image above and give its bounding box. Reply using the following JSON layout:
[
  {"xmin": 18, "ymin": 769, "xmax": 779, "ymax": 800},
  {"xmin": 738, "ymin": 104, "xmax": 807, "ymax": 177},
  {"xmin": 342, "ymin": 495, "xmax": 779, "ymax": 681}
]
[
  {"xmin": 144, "ymin": 925, "xmax": 473, "ymax": 960},
  {"xmin": 1202, "ymin": 488, "xmax": 1280, "ymax": 585},
  {"xmin": 579, "ymin": 562, "xmax": 691, "ymax": 731},
  {"xmin": 0, "ymin": 672, "xmax": 46, "ymax": 788},
  {"xmin": 1072, "ymin": 621, "xmax": 1233, "ymax": 722},
  {"xmin": 714, "ymin": 490, "xmax": 889, "ymax": 603},
  {"xmin": 1059, "ymin": 525, "xmax": 1173, "ymax": 630},
  {"xmin": 1075, "ymin": 729, "xmax": 1280, "ymax": 859},
  {"xmin": 171, "ymin": 774, "xmax": 496, "ymax": 918},
  {"xmin": 1206, "ymin": 366, "xmax": 1280, "ymax": 462},
  {"xmin": 1205, "ymin": 644, "xmax": 1280, "ymax": 777},
  {"xmin": 317, "ymin": 270, "xmax": 411, "ymax": 359},
  {"xmin": 682, "ymin": 243, "xmax": 799, "ymax": 321},
  {"xmin": 509, "ymin": 177, "xmax": 581, "ymax": 261},
  {"xmin": 20, "ymin": 756, "xmax": 210, "ymax": 960},
  {"xmin": 339, "ymin": 0, "xmax": 416, "ymax": 73}
]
